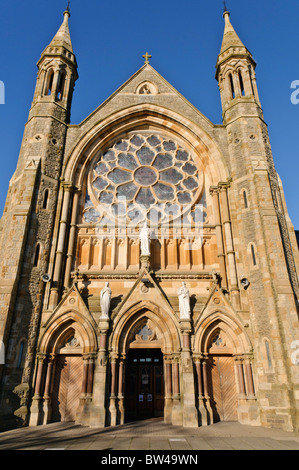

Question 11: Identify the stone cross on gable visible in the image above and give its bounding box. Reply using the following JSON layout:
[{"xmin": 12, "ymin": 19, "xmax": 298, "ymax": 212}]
[{"xmin": 142, "ymin": 52, "xmax": 152, "ymax": 64}]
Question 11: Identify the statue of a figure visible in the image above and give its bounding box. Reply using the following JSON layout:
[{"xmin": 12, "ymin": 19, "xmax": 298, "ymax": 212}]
[
  {"xmin": 178, "ymin": 282, "xmax": 191, "ymax": 320},
  {"xmin": 139, "ymin": 221, "xmax": 150, "ymax": 256},
  {"xmin": 100, "ymin": 282, "xmax": 112, "ymax": 319}
]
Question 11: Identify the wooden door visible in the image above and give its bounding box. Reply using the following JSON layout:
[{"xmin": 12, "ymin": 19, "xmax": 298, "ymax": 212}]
[
  {"xmin": 207, "ymin": 355, "xmax": 238, "ymax": 422},
  {"xmin": 51, "ymin": 355, "xmax": 83, "ymax": 422}
]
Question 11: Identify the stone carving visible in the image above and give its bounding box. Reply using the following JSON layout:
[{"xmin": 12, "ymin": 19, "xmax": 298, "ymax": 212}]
[
  {"xmin": 178, "ymin": 282, "xmax": 191, "ymax": 320},
  {"xmin": 135, "ymin": 322, "xmax": 156, "ymax": 342},
  {"xmin": 211, "ymin": 331, "xmax": 226, "ymax": 348},
  {"xmin": 139, "ymin": 221, "xmax": 150, "ymax": 256},
  {"xmin": 65, "ymin": 335, "xmax": 80, "ymax": 348},
  {"xmin": 139, "ymin": 84, "xmax": 152, "ymax": 94},
  {"xmin": 100, "ymin": 282, "xmax": 112, "ymax": 319}
]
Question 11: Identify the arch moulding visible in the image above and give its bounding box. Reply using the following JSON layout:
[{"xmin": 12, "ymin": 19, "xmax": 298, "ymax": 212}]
[
  {"xmin": 38, "ymin": 309, "xmax": 98, "ymax": 355},
  {"xmin": 194, "ymin": 310, "xmax": 253, "ymax": 356},
  {"xmin": 62, "ymin": 104, "xmax": 229, "ymax": 188},
  {"xmin": 109, "ymin": 300, "xmax": 181, "ymax": 356}
]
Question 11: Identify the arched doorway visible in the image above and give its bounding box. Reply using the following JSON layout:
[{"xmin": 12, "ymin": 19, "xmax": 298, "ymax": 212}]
[
  {"xmin": 50, "ymin": 331, "xmax": 84, "ymax": 423},
  {"xmin": 206, "ymin": 329, "xmax": 238, "ymax": 422},
  {"xmin": 125, "ymin": 348, "xmax": 164, "ymax": 421},
  {"xmin": 109, "ymin": 302, "xmax": 181, "ymax": 426},
  {"xmin": 30, "ymin": 308, "xmax": 98, "ymax": 426},
  {"xmin": 194, "ymin": 311, "xmax": 255, "ymax": 425}
]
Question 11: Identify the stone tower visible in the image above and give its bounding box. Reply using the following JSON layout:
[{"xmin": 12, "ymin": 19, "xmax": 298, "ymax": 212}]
[
  {"xmin": 0, "ymin": 9, "xmax": 78, "ymax": 427},
  {"xmin": 0, "ymin": 8, "xmax": 298, "ymax": 433},
  {"xmin": 215, "ymin": 8, "xmax": 299, "ymax": 430}
]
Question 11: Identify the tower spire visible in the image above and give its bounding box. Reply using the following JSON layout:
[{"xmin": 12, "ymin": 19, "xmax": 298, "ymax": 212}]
[
  {"xmin": 220, "ymin": 8, "xmax": 245, "ymax": 54},
  {"xmin": 46, "ymin": 7, "xmax": 73, "ymax": 54},
  {"xmin": 215, "ymin": 8, "xmax": 260, "ymax": 118}
]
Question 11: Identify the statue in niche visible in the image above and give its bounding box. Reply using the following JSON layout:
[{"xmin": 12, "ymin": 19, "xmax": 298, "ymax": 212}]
[
  {"xmin": 139, "ymin": 221, "xmax": 151, "ymax": 256},
  {"xmin": 139, "ymin": 84, "xmax": 152, "ymax": 94},
  {"xmin": 178, "ymin": 282, "xmax": 191, "ymax": 320},
  {"xmin": 100, "ymin": 282, "xmax": 112, "ymax": 319}
]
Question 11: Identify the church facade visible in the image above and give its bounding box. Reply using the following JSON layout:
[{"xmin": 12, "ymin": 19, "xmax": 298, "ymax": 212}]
[{"xmin": 0, "ymin": 8, "xmax": 299, "ymax": 433}]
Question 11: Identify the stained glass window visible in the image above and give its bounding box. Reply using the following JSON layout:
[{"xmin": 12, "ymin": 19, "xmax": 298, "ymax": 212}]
[{"xmin": 83, "ymin": 133, "xmax": 203, "ymax": 224}]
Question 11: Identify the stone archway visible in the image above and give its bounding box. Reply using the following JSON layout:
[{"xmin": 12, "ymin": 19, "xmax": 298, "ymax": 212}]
[
  {"xmin": 29, "ymin": 310, "xmax": 98, "ymax": 426},
  {"xmin": 107, "ymin": 302, "xmax": 184, "ymax": 426},
  {"xmin": 194, "ymin": 311, "xmax": 256, "ymax": 426}
]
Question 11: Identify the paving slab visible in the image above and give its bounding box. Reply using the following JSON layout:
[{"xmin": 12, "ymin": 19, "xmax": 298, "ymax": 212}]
[{"xmin": 0, "ymin": 419, "xmax": 299, "ymax": 451}]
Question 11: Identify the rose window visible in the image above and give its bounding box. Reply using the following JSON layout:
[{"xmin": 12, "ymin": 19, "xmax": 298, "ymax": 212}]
[{"xmin": 83, "ymin": 133, "xmax": 204, "ymax": 225}]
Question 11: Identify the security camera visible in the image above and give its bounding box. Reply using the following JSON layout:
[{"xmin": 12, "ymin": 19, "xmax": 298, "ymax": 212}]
[
  {"xmin": 240, "ymin": 277, "xmax": 250, "ymax": 289},
  {"xmin": 41, "ymin": 273, "xmax": 51, "ymax": 283}
]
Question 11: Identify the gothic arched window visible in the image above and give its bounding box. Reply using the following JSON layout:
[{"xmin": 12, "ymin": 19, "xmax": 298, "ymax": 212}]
[
  {"xmin": 56, "ymin": 71, "xmax": 66, "ymax": 100},
  {"xmin": 229, "ymin": 73, "xmax": 235, "ymax": 99},
  {"xmin": 239, "ymin": 71, "xmax": 245, "ymax": 96},
  {"xmin": 243, "ymin": 189, "xmax": 248, "ymax": 209},
  {"xmin": 43, "ymin": 189, "xmax": 49, "ymax": 209},
  {"xmin": 33, "ymin": 243, "xmax": 41, "ymax": 267},
  {"xmin": 250, "ymin": 243, "xmax": 257, "ymax": 266},
  {"xmin": 46, "ymin": 69, "xmax": 54, "ymax": 96}
]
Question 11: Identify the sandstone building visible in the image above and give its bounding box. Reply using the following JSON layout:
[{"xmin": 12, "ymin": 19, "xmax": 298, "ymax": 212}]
[{"xmin": 0, "ymin": 7, "xmax": 298, "ymax": 433}]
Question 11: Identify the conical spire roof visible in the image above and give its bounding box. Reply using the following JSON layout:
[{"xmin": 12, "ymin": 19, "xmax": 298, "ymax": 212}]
[
  {"xmin": 216, "ymin": 8, "xmax": 255, "ymax": 78},
  {"xmin": 48, "ymin": 9, "xmax": 73, "ymax": 53},
  {"xmin": 220, "ymin": 9, "xmax": 245, "ymax": 54}
]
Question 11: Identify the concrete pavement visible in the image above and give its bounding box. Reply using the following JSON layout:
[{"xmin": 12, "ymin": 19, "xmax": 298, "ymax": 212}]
[{"xmin": 0, "ymin": 418, "xmax": 298, "ymax": 451}]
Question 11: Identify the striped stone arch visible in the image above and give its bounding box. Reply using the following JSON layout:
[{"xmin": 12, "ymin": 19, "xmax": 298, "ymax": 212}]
[
  {"xmin": 193, "ymin": 309, "xmax": 252, "ymax": 355},
  {"xmin": 62, "ymin": 103, "xmax": 229, "ymax": 188},
  {"xmin": 192, "ymin": 309, "xmax": 256, "ymax": 424},
  {"xmin": 38, "ymin": 309, "xmax": 98, "ymax": 355},
  {"xmin": 109, "ymin": 300, "xmax": 181, "ymax": 355}
]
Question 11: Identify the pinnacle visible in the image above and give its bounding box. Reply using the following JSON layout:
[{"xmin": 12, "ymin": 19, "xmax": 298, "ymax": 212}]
[
  {"xmin": 48, "ymin": 10, "xmax": 73, "ymax": 53},
  {"xmin": 220, "ymin": 10, "xmax": 245, "ymax": 54}
]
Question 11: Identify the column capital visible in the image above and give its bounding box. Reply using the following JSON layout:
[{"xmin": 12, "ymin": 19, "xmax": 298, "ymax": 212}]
[
  {"xmin": 193, "ymin": 353, "xmax": 205, "ymax": 362},
  {"xmin": 218, "ymin": 180, "xmax": 231, "ymax": 191},
  {"xmin": 36, "ymin": 353, "xmax": 47, "ymax": 363},
  {"xmin": 209, "ymin": 186, "xmax": 220, "ymax": 196},
  {"xmin": 60, "ymin": 180, "xmax": 76, "ymax": 192},
  {"xmin": 109, "ymin": 351, "xmax": 119, "ymax": 362}
]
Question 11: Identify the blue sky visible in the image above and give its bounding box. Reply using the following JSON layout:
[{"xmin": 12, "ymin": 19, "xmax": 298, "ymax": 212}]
[{"xmin": 0, "ymin": 0, "xmax": 298, "ymax": 228}]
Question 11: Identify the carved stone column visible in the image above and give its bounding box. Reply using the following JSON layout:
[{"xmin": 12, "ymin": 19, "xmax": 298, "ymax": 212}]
[
  {"xmin": 79, "ymin": 353, "xmax": 96, "ymax": 425},
  {"xmin": 202, "ymin": 355, "xmax": 213, "ymax": 424},
  {"xmin": 194, "ymin": 354, "xmax": 208, "ymax": 426},
  {"xmin": 210, "ymin": 186, "xmax": 228, "ymax": 288},
  {"xmin": 118, "ymin": 354, "xmax": 126, "ymax": 425},
  {"xmin": 49, "ymin": 182, "xmax": 74, "ymax": 308},
  {"xmin": 64, "ymin": 189, "xmax": 80, "ymax": 289},
  {"xmin": 42, "ymin": 354, "xmax": 54, "ymax": 424},
  {"xmin": 29, "ymin": 354, "xmax": 46, "ymax": 426},
  {"xmin": 164, "ymin": 354, "xmax": 173, "ymax": 424},
  {"xmin": 180, "ymin": 320, "xmax": 198, "ymax": 427},
  {"xmin": 235, "ymin": 356, "xmax": 246, "ymax": 398},
  {"xmin": 171, "ymin": 353, "xmax": 183, "ymax": 425},
  {"xmin": 88, "ymin": 318, "xmax": 110, "ymax": 427},
  {"xmin": 244, "ymin": 359, "xmax": 255, "ymax": 398},
  {"xmin": 219, "ymin": 183, "xmax": 240, "ymax": 308},
  {"xmin": 109, "ymin": 352, "xmax": 118, "ymax": 426}
]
